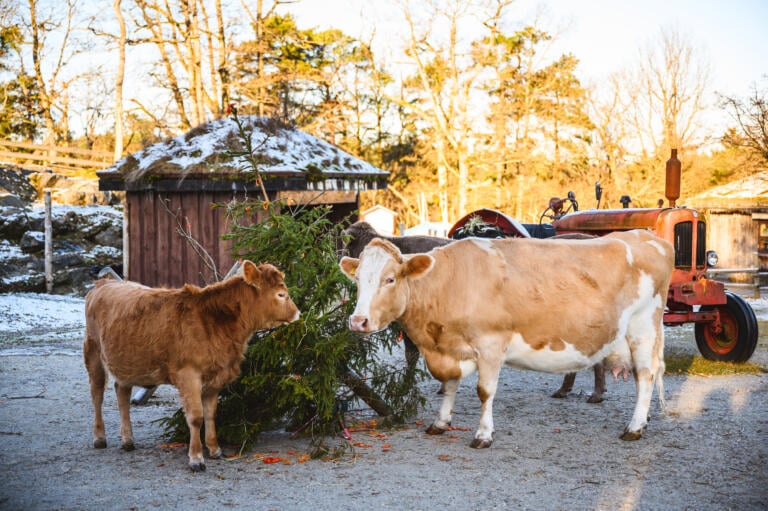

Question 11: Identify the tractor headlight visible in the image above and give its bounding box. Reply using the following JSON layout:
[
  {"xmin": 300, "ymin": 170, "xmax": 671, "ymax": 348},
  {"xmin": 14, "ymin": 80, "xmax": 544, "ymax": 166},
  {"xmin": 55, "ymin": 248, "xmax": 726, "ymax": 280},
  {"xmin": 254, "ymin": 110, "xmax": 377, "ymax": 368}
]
[{"xmin": 706, "ymin": 250, "xmax": 718, "ymax": 267}]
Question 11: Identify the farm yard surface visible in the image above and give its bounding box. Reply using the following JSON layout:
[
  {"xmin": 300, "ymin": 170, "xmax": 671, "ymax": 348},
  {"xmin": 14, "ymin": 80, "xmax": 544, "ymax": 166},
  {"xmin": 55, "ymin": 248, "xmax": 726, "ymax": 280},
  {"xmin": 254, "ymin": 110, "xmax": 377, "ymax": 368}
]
[{"xmin": 1, "ymin": 293, "xmax": 766, "ymax": 511}]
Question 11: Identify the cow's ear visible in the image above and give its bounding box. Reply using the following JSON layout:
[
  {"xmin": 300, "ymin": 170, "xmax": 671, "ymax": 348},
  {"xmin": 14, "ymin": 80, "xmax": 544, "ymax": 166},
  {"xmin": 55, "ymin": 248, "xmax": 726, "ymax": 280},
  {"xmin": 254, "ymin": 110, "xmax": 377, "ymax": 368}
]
[
  {"xmin": 339, "ymin": 257, "xmax": 359, "ymax": 280},
  {"xmin": 403, "ymin": 254, "xmax": 434, "ymax": 279},
  {"xmin": 242, "ymin": 260, "xmax": 263, "ymax": 287}
]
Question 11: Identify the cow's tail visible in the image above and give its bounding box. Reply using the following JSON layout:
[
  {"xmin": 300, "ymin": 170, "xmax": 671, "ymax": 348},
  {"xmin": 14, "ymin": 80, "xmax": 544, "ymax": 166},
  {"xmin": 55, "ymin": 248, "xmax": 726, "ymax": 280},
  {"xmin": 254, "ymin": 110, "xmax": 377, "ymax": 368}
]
[{"xmin": 655, "ymin": 323, "xmax": 667, "ymax": 414}]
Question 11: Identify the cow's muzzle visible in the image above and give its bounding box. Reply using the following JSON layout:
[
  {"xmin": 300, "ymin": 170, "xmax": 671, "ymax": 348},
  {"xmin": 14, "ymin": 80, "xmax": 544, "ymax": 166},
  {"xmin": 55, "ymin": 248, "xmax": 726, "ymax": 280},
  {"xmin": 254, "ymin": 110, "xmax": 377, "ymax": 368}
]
[{"xmin": 349, "ymin": 314, "xmax": 372, "ymax": 333}]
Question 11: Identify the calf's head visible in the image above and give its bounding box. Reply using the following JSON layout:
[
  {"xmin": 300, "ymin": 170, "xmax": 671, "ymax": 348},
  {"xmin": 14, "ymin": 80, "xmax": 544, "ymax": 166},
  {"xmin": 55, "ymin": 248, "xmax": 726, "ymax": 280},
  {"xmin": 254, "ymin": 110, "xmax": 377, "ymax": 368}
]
[
  {"xmin": 339, "ymin": 238, "xmax": 434, "ymax": 333},
  {"xmin": 241, "ymin": 261, "xmax": 300, "ymax": 328}
]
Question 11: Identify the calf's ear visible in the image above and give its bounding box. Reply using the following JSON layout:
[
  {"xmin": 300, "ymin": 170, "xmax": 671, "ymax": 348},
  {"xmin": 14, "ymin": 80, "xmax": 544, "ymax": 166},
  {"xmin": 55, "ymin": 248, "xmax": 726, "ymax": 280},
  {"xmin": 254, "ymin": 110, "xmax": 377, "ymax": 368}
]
[
  {"xmin": 403, "ymin": 254, "xmax": 434, "ymax": 279},
  {"xmin": 339, "ymin": 257, "xmax": 359, "ymax": 280},
  {"xmin": 242, "ymin": 260, "xmax": 263, "ymax": 288}
]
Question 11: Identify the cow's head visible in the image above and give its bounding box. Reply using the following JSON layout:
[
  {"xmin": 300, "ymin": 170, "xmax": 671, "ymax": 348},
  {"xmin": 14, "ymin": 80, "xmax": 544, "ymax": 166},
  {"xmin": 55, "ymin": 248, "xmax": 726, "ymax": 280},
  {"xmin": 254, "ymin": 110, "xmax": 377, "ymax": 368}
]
[
  {"xmin": 339, "ymin": 238, "xmax": 434, "ymax": 333},
  {"xmin": 241, "ymin": 260, "xmax": 301, "ymax": 327}
]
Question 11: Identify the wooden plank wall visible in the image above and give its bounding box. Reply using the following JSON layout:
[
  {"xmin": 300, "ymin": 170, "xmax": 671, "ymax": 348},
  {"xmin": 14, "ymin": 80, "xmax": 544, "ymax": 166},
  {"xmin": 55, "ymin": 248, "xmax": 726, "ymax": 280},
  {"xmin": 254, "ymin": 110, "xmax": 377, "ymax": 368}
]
[
  {"xmin": 127, "ymin": 190, "xmax": 359, "ymax": 288},
  {"xmin": 127, "ymin": 191, "xmax": 264, "ymax": 288}
]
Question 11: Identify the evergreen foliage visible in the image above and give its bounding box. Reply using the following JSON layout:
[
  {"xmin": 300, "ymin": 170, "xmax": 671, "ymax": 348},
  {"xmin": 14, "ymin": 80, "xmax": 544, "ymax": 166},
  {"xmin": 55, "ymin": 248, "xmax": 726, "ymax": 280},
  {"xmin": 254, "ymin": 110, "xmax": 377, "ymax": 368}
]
[{"xmin": 217, "ymin": 201, "xmax": 424, "ymax": 456}]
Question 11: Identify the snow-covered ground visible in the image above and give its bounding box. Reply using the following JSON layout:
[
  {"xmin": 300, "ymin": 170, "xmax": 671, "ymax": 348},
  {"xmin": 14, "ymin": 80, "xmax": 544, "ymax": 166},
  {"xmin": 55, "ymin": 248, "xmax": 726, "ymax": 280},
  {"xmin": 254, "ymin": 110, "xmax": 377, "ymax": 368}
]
[{"xmin": 0, "ymin": 293, "xmax": 86, "ymax": 355}]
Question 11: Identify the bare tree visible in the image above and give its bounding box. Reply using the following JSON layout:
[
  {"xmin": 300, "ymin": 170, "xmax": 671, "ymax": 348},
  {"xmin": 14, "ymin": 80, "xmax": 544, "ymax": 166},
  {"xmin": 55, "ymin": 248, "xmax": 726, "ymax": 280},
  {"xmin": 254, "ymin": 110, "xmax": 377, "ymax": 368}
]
[
  {"xmin": 586, "ymin": 27, "xmax": 710, "ymax": 204},
  {"xmin": 720, "ymin": 78, "xmax": 768, "ymax": 163},
  {"xmin": 399, "ymin": 0, "xmax": 502, "ymax": 219},
  {"xmin": 623, "ymin": 27, "xmax": 710, "ymax": 158},
  {"xmin": 22, "ymin": 0, "xmax": 81, "ymax": 144},
  {"xmin": 238, "ymin": 0, "xmax": 296, "ymax": 116},
  {"xmin": 130, "ymin": 0, "xmax": 233, "ymax": 130}
]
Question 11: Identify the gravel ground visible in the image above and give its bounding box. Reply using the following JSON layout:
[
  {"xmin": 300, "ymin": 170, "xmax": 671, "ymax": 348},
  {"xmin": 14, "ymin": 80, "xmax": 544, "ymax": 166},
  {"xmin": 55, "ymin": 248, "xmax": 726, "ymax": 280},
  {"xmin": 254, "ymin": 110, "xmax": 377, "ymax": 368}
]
[{"xmin": 1, "ymin": 294, "xmax": 767, "ymax": 511}]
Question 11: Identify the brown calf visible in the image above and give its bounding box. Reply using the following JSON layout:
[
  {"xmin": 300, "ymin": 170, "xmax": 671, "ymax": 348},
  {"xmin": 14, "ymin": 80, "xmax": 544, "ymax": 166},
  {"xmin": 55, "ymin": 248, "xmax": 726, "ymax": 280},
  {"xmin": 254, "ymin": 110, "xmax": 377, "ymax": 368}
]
[{"xmin": 83, "ymin": 261, "xmax": 300, "ymax": 471}]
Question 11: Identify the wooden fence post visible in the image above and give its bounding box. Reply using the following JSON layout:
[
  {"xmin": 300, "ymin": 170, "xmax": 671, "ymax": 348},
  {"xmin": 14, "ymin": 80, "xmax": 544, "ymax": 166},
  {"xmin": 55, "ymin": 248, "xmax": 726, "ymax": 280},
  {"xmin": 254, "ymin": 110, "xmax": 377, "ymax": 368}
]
[{"xmin": 44, "ymin": 190, "xmax": 53, "ymax": 293}]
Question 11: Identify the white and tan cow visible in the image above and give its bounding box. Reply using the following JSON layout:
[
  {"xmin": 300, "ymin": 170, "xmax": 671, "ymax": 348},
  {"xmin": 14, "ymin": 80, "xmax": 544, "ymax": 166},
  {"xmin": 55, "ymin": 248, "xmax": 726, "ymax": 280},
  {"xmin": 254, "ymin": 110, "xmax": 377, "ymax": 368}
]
[{"xmin": 340, "ymin": 230, "xmax": 674, "ymax": 447}]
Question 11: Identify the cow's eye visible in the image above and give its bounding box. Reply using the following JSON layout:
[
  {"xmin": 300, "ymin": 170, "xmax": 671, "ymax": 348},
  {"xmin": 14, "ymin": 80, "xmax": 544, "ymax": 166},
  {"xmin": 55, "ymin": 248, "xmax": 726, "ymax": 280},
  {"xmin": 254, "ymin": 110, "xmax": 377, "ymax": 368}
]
[
  {"xmin": 277, "ymin": 291, "xmax": 287, "ymax": 299},
  {"xmin": 384, "ymin": 277, "xmax": 395, "ymax": 285}
]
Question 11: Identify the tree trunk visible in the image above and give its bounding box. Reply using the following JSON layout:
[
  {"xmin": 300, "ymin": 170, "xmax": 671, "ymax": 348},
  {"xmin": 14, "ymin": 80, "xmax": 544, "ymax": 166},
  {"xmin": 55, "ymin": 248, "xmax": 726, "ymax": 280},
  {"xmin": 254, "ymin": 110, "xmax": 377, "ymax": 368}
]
[
  {"xmin": 113, "ymin": 0, "xmax": 126, "ymax": 160},
  {"xmin": 215, "ymin": 0, "xmax": 229, "ymax": 114},
  {"xmin": 256, "ymin": 0, "xmax": 265, "ymax": 117},
  {"xmin": 28, "ymin": 0, "xmax": 55, "ymax": 145}
]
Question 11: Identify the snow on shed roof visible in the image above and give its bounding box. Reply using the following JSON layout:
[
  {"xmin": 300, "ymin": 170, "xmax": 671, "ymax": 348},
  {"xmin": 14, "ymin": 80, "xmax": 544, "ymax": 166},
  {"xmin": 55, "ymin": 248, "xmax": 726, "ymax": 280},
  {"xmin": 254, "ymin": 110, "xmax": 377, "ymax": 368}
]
[
  {"xmin": 100, "ymin": 116, "xmax": 388, "ymax": 182},
  {"xmin": 686, "ymin": 171, "xmax": 768, "ymax": 209}
]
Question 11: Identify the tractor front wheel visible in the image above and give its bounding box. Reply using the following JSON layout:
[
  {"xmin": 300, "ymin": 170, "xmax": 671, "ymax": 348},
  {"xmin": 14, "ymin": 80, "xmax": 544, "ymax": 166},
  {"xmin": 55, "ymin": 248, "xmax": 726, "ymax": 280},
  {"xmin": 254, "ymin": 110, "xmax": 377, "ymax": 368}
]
[{"xmin": 695, "ymin": 292, "xmax": 758, "ymax": 362}]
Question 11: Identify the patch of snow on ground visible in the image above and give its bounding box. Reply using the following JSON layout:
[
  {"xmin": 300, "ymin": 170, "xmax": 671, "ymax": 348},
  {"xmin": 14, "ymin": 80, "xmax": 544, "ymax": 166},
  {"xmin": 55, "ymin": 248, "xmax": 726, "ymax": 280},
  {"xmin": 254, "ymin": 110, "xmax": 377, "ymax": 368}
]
[
  {"xmin": 0, "ymin": 240, "xmax": 24, "ymax": 259},
  {"xmin": 0, "ymin": 293, "xmax": 85, "ymax": 349},
  {"xmin": 26, "ymin": 204, "xmax": 122, "ymax": 221}
]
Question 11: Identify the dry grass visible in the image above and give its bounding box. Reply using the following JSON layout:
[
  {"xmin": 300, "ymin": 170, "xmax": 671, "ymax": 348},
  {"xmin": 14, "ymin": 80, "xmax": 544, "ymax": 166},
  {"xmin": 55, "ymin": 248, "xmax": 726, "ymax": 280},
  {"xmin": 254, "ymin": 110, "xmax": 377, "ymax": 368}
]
[{"xmin": 664, "ymin": 352, "xmax": 765, "ymax": 376}]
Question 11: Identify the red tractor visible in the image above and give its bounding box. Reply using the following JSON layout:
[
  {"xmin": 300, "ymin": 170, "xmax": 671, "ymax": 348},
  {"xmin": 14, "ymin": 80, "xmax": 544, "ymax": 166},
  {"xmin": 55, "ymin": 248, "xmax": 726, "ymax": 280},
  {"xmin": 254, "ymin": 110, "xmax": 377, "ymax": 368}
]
[{"xmin": 449, "ymin": 150, "xmax": 759, "ymax": 362}]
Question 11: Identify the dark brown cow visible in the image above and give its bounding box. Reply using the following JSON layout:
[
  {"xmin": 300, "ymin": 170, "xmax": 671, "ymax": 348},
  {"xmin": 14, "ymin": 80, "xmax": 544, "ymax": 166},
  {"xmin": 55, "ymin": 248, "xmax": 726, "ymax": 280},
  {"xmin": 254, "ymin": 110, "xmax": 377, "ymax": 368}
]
[
  {"xmin": 342, "ymin": 221, "xmax": 451, "ymax": 258},
  {"xmin": 84, "ymin": 261, "xmax": 300, "ymax": 471},
  {"xmin": 340, "ymin": 231, "xmax": 673, "ymax": 447}
]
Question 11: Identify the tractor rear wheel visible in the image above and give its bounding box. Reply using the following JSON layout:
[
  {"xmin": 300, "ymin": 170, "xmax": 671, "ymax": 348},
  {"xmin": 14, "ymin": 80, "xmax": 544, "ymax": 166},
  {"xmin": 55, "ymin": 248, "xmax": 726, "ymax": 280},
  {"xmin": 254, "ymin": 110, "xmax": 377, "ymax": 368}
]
[{"xmin": 695, "ymin": 292, "xmax": 758, "ymax": 362}]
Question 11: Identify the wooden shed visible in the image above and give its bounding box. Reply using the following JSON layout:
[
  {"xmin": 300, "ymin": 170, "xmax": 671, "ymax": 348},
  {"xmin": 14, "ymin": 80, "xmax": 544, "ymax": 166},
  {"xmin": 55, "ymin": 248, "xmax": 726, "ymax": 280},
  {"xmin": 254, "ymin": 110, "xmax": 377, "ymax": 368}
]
[
  {"xmin": 687, "ymin": 171, "xmax": 768, "ymax": 295},
  {"xmin": 97, "ymin": 116, "xmax": 388, "ymax": 288}
]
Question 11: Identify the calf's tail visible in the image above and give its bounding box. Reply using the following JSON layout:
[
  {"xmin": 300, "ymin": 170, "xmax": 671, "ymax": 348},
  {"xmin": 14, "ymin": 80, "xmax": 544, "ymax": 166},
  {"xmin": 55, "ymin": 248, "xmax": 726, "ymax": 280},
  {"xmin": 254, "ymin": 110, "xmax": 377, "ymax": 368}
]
[{"xmin": 97, "ymin": 266, "xmax": 123, "ymax": 281}]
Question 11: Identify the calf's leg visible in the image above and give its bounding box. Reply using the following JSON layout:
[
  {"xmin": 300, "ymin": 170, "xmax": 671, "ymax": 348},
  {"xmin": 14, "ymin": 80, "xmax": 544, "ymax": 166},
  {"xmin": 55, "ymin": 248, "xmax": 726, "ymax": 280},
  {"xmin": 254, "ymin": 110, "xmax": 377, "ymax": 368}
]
[
  {"xmin": 201, "ymin": 389, "xmax": 222, "ymax": 459},
  {"xmin": 84, "ymin": 339, "xmax": 107, "ymax": 449},
  {"xmin": 114, "ymin": 382, "xmax": 135, "ymax": 450},
  {"xmin": 175, "ymin": 369, "xmax": 206, "ymax": 471}
]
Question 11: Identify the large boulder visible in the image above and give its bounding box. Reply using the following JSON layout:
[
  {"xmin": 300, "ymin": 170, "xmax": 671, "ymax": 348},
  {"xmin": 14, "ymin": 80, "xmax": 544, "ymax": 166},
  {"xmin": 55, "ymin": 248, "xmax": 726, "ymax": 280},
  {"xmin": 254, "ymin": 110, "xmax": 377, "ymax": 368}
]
[
  {"xmin": 19, "ymin": 231, "xmax": 45, "ymax": 253},
  {"xmin": 0, "ymin": 206, "xmax": 31, "ymax": 242},
  {"xmin": 0, "ymin": 165, "xmax": 38, "ymax": 202}
]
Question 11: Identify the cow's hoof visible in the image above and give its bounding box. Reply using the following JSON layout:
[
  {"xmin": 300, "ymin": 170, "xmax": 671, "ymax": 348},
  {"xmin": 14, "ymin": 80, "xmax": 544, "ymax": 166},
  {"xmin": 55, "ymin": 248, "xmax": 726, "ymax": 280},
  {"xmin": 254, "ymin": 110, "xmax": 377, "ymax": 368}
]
[
  {"xmin": 551, "ymin": 390, "xmax": 568, "ymax": 399},
  {"xmin": 425, "ymin": 423, "xmax": 448, "ymax": 435},
  {"xmin": 619, "ymin": 429, "xmax": 643, "ymax": 441},
  {"xmin": 189, "ymin": 461, "xmax": 206, "ymax": 472},
  {"xmin": 208, "ymin": 448, "xmax": 223, "ymax": 459},
  {"xmin": 93, "ymin": 438, "xmax": 107, "ymax": 449},
  {"xmin": 586, "ymin": 394, "xmax": 605, "ymax": 404},
  {"xmin": 469, "ymin": 438, "xmax": 493, "ymax": 449},
  {"xmin": 121, "ymin": 440, "xmax": 135, "ymax": 451}
]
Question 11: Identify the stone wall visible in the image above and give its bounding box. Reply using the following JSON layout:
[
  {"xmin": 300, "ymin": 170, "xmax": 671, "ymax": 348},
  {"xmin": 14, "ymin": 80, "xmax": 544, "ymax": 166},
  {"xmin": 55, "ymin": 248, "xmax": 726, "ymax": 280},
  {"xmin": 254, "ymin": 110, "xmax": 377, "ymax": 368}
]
[{"xmin": 0, "ymin": 165, "xmax": 123, "ymax": 296}]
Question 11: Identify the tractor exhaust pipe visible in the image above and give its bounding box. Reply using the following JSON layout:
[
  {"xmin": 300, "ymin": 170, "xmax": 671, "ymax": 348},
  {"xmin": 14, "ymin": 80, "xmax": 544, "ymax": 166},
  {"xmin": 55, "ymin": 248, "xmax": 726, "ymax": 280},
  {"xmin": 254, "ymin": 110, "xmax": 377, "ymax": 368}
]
[{"xmin": 665, "ymin": 148, "xmax": 681, "ymax": 207}]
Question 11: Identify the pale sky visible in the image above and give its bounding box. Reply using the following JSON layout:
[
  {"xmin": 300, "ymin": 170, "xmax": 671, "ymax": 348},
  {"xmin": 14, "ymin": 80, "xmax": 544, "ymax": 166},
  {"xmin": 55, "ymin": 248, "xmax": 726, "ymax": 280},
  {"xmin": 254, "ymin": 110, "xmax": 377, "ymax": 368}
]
[
  {"xmin": 59, "ymin": 0, "xmax": 767, "ymax": 138},
  {"xmin": 289, "ymin": 0, "xmax": 767, "ymax": 100}
]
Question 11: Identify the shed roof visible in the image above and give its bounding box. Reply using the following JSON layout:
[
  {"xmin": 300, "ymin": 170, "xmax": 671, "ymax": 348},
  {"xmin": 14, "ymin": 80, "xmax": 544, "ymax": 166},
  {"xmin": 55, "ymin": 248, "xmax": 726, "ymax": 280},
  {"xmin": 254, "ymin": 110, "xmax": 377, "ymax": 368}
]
[
  {"xmin": 686, "ymin": 171, "xmax": 768, "ymax": 209},
  {"xmin": 97, "ymin": 116, "xmax": 388, "ymax": 192}
]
